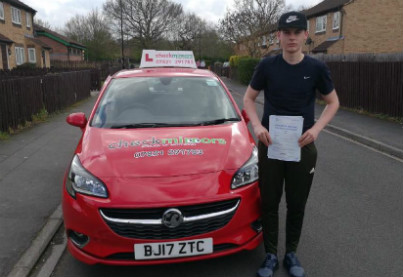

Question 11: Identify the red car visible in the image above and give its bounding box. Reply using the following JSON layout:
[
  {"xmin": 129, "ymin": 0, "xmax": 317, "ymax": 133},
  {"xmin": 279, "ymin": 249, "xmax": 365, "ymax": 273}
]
[{"xmin": 63, "ymin": 51, "xmax": 262, "ymax": 265}]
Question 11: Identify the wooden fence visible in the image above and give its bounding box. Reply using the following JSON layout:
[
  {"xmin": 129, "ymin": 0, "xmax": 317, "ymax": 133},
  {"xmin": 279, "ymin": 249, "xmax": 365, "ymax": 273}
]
[
  {"xmin": 326, "ymin": 61, "xmax": 403, "ymax": 118},
  {"xmin": 0, "ymin": 67, "xmax": 101, "ymax": 91},
  {"xmin": 51, "ymin": 60, "xmax": 122, "ymax": 83},
  {"xmin": 0, "ymin": 70, "xmax": 91, "ymax": 132},
  {"xmin": 215, "ymin": 59, "xmax": 403, "ymax": 119}
]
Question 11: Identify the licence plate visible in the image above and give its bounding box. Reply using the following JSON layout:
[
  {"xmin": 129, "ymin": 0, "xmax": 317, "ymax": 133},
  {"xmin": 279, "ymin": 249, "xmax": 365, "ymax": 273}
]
[{"xmin": 134, "ymin": 238, "xmax": 213, "ymax": 260}]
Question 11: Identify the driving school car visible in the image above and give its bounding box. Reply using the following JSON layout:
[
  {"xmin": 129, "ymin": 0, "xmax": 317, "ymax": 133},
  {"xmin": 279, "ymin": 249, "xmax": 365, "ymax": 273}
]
[{"xmin": 63, "ymin": 50, "xmax": 262, "ymax": 265}]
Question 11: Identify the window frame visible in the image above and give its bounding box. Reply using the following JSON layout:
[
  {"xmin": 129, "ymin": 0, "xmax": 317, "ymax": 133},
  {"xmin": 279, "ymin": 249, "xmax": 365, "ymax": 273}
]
[
  {"xmin": 26, "ymin": 12, "xmax": 31, "ymax": 28},
  {"xmin": 28, "ymin": 48, "xmax": 36, "ymax": 63},
  {"xmin": 11, "ymin": 7, "xmax": 22, "ymax": 25},
  {"xmin": 268, "ymin": 34, "xmax": 275, "ymax": 45},
  {"xmin": 315, "ymin": 15, "xmax": 327, "ymax": 33},
  {"xmin": 0, "ymin": 2, "xmax": 4, "ymax": 20},
  {"xmin": 333, "ymin": 11, "xmax": 340, "ymax": 30},
  {"xmin": 262, "ymin": 35, "xmax": 267, "ymax": 46},
  {"xmin": 15, "ymin": 46, "xmax": 25, "ymax": 65}
]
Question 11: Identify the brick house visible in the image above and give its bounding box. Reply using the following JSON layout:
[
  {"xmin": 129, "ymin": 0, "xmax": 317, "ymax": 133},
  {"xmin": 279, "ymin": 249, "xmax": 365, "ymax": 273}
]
[
  {"xmin": 34, "ymin": 24, "xmax": 86, "ymax": 62},
  {"xmin": 235, "ymin": 0, "xmax": 403, "ymax": 57},
  {"xmin": 0, "ymin": 0, "xmax": 51, "ymax": 69},
  {"xmin": 304, "ymin": 0, "xmax": 403, "ymax": 54}
]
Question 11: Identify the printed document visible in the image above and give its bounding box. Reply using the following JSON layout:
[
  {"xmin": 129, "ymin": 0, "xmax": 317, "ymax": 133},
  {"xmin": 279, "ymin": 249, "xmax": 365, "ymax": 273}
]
[{"xmin": 267, "ymin": 115, "xmax": 304, "ymax": 162}]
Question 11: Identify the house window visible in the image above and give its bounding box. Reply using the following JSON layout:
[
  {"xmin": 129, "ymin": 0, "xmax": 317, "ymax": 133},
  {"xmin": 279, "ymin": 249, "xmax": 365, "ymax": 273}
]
[
  {"xmin": 262, "ymin": 36, "xmax": 267, "ymax": 46},
  {"xmin": 315, "ymin": 15, "xmax": 327, "ymax": 33},
  {"xmin": 15, "ymin": 47, "xmax": 25, "ymax": 65},
  {"xmin": 12, "ymin": 7, "xmax": 21, "ymax": 24},
  {"xmin": 0, "ymin": 2, "xmax": 4, "ymax": 20},
  {"xmin": 28, "ymin": 48, "xmax": 36, "ymax": 63},
  {"xmin": 26, "ymin": 12, "xmax": 31, "ymax": 27},
  {"xmin": 333, "ymin": 11, "xmax": 340, "ymax": 30}
]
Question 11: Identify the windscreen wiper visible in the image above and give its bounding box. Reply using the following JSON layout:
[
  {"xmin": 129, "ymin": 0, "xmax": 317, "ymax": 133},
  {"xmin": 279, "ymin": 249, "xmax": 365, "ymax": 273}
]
[
  {"xmin": 110, "ymin": 122, "xmax": 207, "ymax": 129},
  {"xmin": 110, "ymin": 123, "xmax": 175, "ymax": 129},
  {"xmin": 194, "ymin": 118, "xmax": 241, "ymax": 126}
]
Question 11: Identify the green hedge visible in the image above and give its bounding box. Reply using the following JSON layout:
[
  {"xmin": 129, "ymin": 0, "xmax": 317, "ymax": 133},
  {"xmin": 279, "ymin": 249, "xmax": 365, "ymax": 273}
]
[
  {"xmin": 229, "ymin": 55, "xmax": 249, "ymax": 68},
  {"xmin": 238, "ymin": 58, "xmax": 260, "ymax": 85}
]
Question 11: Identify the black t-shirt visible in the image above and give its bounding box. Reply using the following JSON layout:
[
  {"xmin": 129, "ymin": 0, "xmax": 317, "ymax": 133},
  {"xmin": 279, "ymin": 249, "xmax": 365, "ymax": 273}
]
[{"xmin": 250, "ymin": 54, "xmax": 334, "ymax": 132}]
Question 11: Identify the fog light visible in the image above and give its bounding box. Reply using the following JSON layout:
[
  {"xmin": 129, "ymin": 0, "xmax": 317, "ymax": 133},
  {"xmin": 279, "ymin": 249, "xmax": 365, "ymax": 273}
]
[
  {"xmin": 251, "ymin": 219, "xmax": 262, "ymax": 233},
  {"xmin": 68, "ymin": 230, "xmax": 89, "ymax": 248}
]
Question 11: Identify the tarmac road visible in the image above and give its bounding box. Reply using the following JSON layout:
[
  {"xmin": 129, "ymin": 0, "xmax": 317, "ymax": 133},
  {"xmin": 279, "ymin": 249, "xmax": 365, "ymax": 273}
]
[
  {"xmin": 35, "ymin": 80, "xmax": 403, "ymax": 277},
  {"xmin": 1, "ymin": 77, "xmax": 402, "ymax": 277}
]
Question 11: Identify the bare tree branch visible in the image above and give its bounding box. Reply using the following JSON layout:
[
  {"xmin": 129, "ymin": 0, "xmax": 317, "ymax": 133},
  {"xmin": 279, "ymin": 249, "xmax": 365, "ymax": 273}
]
[
  {"xmin": 104, "ymin": 0, "xmax": 183, "ymax": 49},
  {"xmin": 219, "ymin": 0, "xmax": 285, "ymax": 57}
]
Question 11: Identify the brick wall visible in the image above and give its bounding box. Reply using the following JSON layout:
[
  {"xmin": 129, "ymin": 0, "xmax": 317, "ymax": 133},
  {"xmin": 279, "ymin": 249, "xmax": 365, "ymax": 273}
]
[
  {"xmin": 327, "ymin": 40, "xmax": 344, "ymax": 54},
  {"xmin": 37, "ymin": 36, "xmax": 68, "ymax": 55},
  {"xmin": 342, "ymin": 0, "xmax": 403, "ymax": 54},
  {"xmin": 234, "ymin": 42, "xmax": 249, "ymax": 56},
  {"xmin": 36, "ymin": 36, "xmax": 85, "ymax": 63},
  {"xmin": 36, "ymin": 36, "xmax": 71, "ymax": 62}
]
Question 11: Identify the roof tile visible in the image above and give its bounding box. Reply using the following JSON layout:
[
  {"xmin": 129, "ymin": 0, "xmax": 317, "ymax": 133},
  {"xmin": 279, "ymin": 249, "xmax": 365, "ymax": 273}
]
[{"xmin": 304, "ymin": 0, "xmax": 351, "ymax": 18}]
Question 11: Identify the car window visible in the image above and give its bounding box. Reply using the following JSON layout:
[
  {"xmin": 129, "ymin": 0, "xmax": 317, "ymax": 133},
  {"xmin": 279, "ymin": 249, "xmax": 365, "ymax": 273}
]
[{"xmin": 91, "ymin": 77, "xmax": 239, "ymax": 128}]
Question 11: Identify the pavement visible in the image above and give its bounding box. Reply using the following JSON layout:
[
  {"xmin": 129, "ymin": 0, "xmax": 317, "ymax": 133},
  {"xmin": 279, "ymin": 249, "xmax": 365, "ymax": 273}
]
[
  {"xmin": 0, "ymin": 77, "xmax": 402, "ymax": 277},
  {"xmin": 0, "ymin": 92, "xmax": 98, "ymax": 277}
]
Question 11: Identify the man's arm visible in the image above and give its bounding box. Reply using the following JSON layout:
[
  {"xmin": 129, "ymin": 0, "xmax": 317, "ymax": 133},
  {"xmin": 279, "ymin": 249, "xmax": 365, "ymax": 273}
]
[
  {"xmin": 298, "ymin": 89, "xmax": 339, "ymax": 147},
  {"xmin": 243, "ymin": 85, "xmax": 272, "ymax": 146}
]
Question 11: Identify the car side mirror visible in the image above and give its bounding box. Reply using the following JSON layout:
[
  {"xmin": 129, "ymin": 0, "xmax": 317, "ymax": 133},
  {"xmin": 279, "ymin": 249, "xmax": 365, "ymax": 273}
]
[
  {"xmin": 241, "ymin": 109, "xmax": 250, "ymax": 124},
  {"xmin": 66, "ymin": 112, "xmax": 87, "ymax": 129}
]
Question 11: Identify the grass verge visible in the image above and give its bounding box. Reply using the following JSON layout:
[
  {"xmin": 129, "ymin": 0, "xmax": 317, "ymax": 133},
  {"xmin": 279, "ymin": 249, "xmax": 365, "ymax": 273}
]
[{"xmin": 316, "ymin": 100, "xmax": 402, "ymax": 124}]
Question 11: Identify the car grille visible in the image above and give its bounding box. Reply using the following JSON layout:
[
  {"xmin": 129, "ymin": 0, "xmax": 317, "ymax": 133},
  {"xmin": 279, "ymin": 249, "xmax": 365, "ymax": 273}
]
[{"xmin": 100, "ymin": 198, "xmax": 240, "ymax": 239}]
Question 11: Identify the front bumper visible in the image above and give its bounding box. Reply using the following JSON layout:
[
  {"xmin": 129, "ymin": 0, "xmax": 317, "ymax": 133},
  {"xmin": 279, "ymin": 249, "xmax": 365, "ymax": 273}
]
[{"xmin": 62, "ymin": 181, "xmax": 262, "ymax": 265}]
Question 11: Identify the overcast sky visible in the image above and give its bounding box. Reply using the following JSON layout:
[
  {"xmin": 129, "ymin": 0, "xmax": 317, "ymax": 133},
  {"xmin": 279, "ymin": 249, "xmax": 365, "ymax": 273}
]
[{"xmin": 22, "ymin": 0, "xmax": 323, "ymax": 30}]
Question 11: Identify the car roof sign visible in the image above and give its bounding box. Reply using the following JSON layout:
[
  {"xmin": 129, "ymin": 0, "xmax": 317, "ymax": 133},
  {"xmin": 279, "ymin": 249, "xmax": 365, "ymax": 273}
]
[{"xmin": 140, "ymin": 50, "xmax": 197, "ymax": 69}]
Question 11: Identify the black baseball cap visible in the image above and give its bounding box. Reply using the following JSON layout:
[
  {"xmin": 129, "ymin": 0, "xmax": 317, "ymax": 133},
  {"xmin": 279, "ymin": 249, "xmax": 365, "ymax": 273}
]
[{"xmin": 278, "ymin": 11, "xmax": 307, "ymax": 30}]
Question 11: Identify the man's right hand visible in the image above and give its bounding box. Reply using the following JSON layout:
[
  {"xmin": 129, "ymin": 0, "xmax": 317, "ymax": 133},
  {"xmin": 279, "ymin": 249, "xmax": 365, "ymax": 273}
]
[
  {"xmin": 243, "ymin": 85, "xmax": 272, "ymax": 146},
  {"xmin": 253, "ymin": 124, "xmax": 272, "ymax": 146}
]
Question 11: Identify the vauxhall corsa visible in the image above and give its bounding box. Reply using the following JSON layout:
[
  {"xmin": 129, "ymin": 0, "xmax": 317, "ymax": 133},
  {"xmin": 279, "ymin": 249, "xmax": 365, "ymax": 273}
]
[{"xmin": 63, "ymin": 50, "xmax": 262, "ymax": 265}]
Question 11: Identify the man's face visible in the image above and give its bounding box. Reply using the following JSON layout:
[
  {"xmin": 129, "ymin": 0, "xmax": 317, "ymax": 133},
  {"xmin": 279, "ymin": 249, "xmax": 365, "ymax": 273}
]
[{"xmin": 277, "ymin": 28, "xmax": 308, "ymax": 54}]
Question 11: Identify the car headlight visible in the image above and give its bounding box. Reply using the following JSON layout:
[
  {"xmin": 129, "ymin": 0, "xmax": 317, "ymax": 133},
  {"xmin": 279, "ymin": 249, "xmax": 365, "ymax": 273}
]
[
  {"xmin": 231, "ymin": 146, "xmax": 259, "ymax": 189},
  {"xmin": 66, "ymin": 155, "xmax": 108, "ymax": 198}
]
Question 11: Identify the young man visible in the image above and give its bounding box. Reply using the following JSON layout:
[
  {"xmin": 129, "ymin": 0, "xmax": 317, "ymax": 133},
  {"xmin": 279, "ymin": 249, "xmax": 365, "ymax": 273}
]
[{"xmin": 243, "ymin": 11, "xmax": 339, "ymax": 277}]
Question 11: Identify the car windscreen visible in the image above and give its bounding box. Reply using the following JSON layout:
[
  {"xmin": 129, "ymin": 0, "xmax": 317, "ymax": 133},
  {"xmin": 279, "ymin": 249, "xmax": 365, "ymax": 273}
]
[{"xmin": 91, "ymin": 76, "xmax": 240, "ymax": 128}]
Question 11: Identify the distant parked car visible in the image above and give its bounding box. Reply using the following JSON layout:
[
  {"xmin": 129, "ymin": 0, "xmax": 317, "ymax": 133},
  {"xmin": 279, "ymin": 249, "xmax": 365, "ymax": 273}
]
[{"xmin": 63, "ymin": 50, "xmax": 262, "ymax": 265}]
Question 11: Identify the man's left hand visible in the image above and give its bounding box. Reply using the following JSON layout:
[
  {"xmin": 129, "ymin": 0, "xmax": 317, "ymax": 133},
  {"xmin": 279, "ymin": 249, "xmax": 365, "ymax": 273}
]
[{"xmin": 298, "ymin": 128, "xmax": 319, "ymax": 147}]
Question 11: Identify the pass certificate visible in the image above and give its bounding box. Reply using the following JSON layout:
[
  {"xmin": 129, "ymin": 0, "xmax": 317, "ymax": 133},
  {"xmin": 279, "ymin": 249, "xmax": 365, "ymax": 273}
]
[{"xmin": 267, "ymin": 115, "xmax": 304, "ymax": 162}]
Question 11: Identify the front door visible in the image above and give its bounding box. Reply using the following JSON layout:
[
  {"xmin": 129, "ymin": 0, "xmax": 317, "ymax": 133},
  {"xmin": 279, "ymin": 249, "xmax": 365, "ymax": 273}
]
[{"xmin": 1, "ymin": 44, "xmax": 8, "ymax": 70}]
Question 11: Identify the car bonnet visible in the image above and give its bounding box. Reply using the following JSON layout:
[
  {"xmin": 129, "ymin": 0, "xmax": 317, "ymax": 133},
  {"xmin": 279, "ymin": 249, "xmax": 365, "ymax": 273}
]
[{"xmin": 77, "ymin": 123, "xmax": 254, "ymax": 179}]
